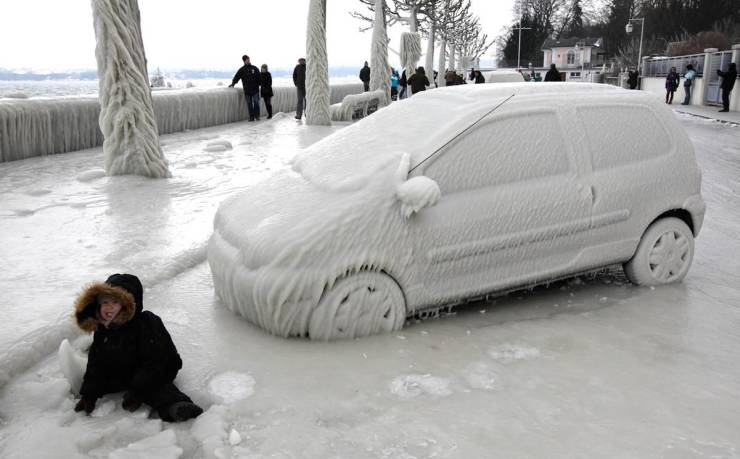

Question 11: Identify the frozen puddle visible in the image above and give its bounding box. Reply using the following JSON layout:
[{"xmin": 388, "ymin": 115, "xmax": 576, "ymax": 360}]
[
  {"xmin": 487, "ymin": 343, "xmax": 542, "ymax": 363},
  {"xmin": 389, "ymin": 374, "xmax": 452, "ymax": 399},
  {"xmin": 207, "ymin": 372, "xmax": 255, "ymax": 404}
]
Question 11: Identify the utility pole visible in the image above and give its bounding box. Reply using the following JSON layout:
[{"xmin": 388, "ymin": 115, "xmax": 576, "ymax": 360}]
[{"xmin": 513, "ymin": 22, "xmax": 532, "ymax": 70}]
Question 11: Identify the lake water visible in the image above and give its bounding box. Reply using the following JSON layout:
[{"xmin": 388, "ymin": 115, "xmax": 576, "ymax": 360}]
[{"xmin": 0, "ymin": 76, "xmax": 358, "ymax": 99}]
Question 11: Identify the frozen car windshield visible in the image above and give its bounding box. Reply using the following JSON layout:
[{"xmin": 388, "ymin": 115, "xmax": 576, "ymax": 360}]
[{"xmin": 292, "ymin": 93, "xmax": 508, "ymax": 192}]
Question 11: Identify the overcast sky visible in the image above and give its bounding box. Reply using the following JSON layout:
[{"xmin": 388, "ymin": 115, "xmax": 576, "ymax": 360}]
[{"xmin": 0, "ymin": 0, "xmax": 515, "ymax": 71}]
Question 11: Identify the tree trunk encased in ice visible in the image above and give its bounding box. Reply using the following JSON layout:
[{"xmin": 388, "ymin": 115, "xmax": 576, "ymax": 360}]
[
  {"xmin": 437, "ymin": 38, "xmax": 447, "ymax": 87},
  {"xmin": 425, "ymin": 22, "xmax": 436, "ymax": 83},
  {"xmin": 91, "ymin": 0, "xmax": 170, "ymax": 178},
  {"xmin": 400, "ymin": 32, "xmax": 422, "ymax": 94},
  {"xmin": 306, "ymin": 0, "xmax": 331, "ymax": 126},
  {"xmin": 369, "ymin": 0, "xmax": 391, "ymax": 106}
]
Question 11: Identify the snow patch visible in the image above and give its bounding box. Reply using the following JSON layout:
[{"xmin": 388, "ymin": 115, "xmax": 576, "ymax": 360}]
[
  {"xmin": 108, "ymin": 429, "xmax": 182, "ymax": 459},
  {"xmin": 191, "ymin": 405, "xmax": 230, "ymax": 459},
  {"xmin": 487, "ymin": 343, "xmax": 542, "ymax": 363},
  {"xmin": 23, "ymin": 188, "xmax": 52, "ymax": 196},
  {"xmin": 463, "ymin": 362, "xmax": 497, "ymax": 390},
  {"xmin": 389, "ymin": 374, "xmax": 452, "ymax": 399},
  {"xmin": 208, "ymin": 372, "xmax": 255, "ymax": 404}
]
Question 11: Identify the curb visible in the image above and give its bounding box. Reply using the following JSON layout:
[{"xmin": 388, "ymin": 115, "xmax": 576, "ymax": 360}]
[{"xmin": 673, "ymin": 109, "xmax": 740, "ymax": 127}]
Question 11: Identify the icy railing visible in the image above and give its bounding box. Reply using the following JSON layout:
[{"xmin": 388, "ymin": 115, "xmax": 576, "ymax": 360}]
[
  {"xmin": 330, "ymin": 89, "xmax": 386, "ymax": 121},
  {"xmin": 0, "ymin": 83, "xmax": 363, "ymax": 163}
]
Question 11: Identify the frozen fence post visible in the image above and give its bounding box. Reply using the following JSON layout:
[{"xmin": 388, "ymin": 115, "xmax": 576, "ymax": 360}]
[
  {"xmin": 306, "ymin": 0, "xmax": 332, "ymax": 126},
  {"xmin": 91, "ymin": 0, "xmax": 171, "ymax": 178}
]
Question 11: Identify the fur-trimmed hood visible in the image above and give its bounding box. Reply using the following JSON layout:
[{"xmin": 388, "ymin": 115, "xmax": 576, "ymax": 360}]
[{"xmin": 74, "ymin": 274, "xmax": 143, "ymax": 333}]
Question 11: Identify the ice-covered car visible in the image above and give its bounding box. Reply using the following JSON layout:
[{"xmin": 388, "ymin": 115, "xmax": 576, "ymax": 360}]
[
  {"xmin": 483, "ymin": 70, "xmax": 526, "ymax": 83},
  {"xmin": 208, "ymin": 83, "xmax": 705, "ymax": 340}
]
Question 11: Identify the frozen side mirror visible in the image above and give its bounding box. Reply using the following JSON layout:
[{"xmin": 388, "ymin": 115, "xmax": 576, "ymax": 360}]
[{"xmin": 396, "ymin": 176, "xmax": 441, "ymax": 218}]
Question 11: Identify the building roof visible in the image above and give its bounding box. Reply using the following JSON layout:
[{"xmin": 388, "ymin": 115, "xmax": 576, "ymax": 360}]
[{"xmin": 541, "ymin": 37, "xmax": 603, "ymax": 51}]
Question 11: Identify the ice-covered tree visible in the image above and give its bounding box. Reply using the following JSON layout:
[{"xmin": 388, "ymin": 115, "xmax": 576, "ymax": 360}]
[
  {"xmin": 91, "ymin": 0, "xmax": 170, "ymax": 178},
  {"xmin": 369, "ymin": 0, "xmax": 392, "ymax": 106},
  {"xmin": 306, "ymin": 0, "xmax": 331, "ymax": 126}
]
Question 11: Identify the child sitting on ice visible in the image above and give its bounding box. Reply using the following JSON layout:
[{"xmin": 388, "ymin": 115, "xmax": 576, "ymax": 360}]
[{"xmin": 72, "ymin": 273, "xmax": 203, "ymax": 422}]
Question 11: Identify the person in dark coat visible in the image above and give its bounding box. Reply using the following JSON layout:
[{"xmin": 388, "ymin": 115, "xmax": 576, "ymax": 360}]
[
  {"xmin": 260, "ymin": 64, "xmax": 274, "ymax": 119},
  {"xmin": 544, "ymin": 63, "xmax": 561, "ymax": 82},
  {"xmin": 229, "ymin": 55, "xmax": 261, "ymax": 121},
  {"xmin": 717, "ymin": 62, "xmax": 737, "ymax": 112},
  {"xmin": 444, "ymin": 69, "xmax": 456, "ymax": 86},
  {"xmin": 293, "ymin": 58, "xmax": 306, "ymax": 119},
  {"xmin": 399, "ymin": 69, "xmax": 408, "ymax": 99},
  {"xmin": 407, "ymin": 66, "xmax": 430, "ymax": 95},
  {"xmin": 73, "ymin": 273, "xmax": 203, "ymax": 423},
  {"xmin": 628, "ymin": 69, "xmax": 639, "ymax": 89},
  {"xmin": 474, "ymin": 70, "xmax": 485, "ymax": 84},
  {"xmin": 665, "ymin": 66, "xmax": 679, "ymax": 104},
  {"xmin": 359, "ymin": 61, "xmax": 371, "ymax": 92}
]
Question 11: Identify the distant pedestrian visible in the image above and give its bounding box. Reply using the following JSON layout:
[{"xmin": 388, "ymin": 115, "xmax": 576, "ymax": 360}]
[
  {"xmin": 399, "ymin": 69, "xmax": 408, "ymax": 99},
  {"xmin": 433, "ymin": 70, "xmax": 439, "ymax": 88},
  {"xmin": 390, "ymin": 68, "xmax": 399, "ymax": 101},
  {"xmin": 665, "ymin": 66, "xmax": 679, "ymax": 104},
  {"xmin": 260, "ymin": 64, "xmax": 273, "ymax": 119},
  {"xmin": 680, "ymin": 64, "xmax": 696, "ymax": 105},
  {"xmin": 229, "ymin": 55, "xmax": 261, "ymax": 121},
  {"xmin": 474, "ymin": 70, "xmax": 485, "ymax": 84},
  {"xmin": 293, "ymin": 58, "xmax": 306, "ymax": 119},
  {"xmin": 544, "ymin": 63, "xmax": 561, "ymax": 82},
  {"xmin": 468, "ymin": 68, "xmax": 476, "ymax": 81},
  {"xmin": 717, "ymin": 62, "xmax": 737, "ymax": 112},
  {"xmin": 407, "ymin": 66, "xmax": 430, "ymax": 95},
  {"xmin": 455, "ymin": 72, "xmax": 464, "ymax": 85},
  {"xmin": 359, "ymin": 61, "xmax": 371, "ymax": 92},
  {"xmin": 628, "ymin": 68, "xmax": 639, "ymax": 89}
]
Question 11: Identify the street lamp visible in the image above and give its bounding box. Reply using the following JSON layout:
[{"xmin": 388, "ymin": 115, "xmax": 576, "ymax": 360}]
[{"xmin": 625, "ymin": 18, "xmax": 645, "ymax": 74}]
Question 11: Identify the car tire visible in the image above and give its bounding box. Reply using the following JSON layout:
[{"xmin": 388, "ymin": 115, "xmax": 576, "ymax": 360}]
[
  {"xmin": 308, "ymin": 271, "xmax": 406, "ymax": 340},
  {"xmin": 624, "ymin": 217, "xmax": 694, "ymax": 286}
]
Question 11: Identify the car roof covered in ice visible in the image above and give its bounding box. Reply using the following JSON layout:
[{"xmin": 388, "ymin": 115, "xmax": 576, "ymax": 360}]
[{"xmin": 293, "ymin": 83, "xmax": 636, "ymax": 191}]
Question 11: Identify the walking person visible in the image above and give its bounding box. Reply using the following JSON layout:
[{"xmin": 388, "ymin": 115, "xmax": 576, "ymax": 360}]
[
  {"xmin": 544, "ymin": 63, "xmax": 561, "ymax": 82},
  {"xmin": 717, "ymin": 62, "xmax": 737, "ymax": 112},
  {"xmin": 474, "ymin": 70, "xmax": 485, "ymax": 84},
  {"xmin": 260, "ymin": 64, "xmax": 273, "ymax": 119},
  {"xmin": 444, "ymin": 69, "xmax": 456, "ymax": 86},
  {"xmin": 390, "ymin": 68, "xmax": 399, "ymax": 101},
  {"xmin": 399, "ymin": 69, "xmax": 408, "ymax": 99},
  {"xmin": 628, "ymin": 68, "xmax": 639, "ymax": 89},
  {"xmin": 359, "ymin": 61, "xmax": 371, "ymax": 92},
  {"xmin": 665, "ymin": 66, "xmax": 679, "ymax": 104},
  {"xmin": 293, "ymin": 58, "xmax": 306, "ymax": 119},
  {"xmin": 680, "ymin": 64, "xmax": 696, "ymax": 105},
  {"xmin": 229, "ymin": 55, "xmax": 261, "ymax": 121},
  {"xmin": 407, "ymin": 66, "xmax": 430, "ymax": 95}
]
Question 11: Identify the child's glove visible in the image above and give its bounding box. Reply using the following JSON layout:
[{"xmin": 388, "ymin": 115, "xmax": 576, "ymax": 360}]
[
  {"xmin": 122, "ymin": 391, "xmax": 142, "ymax": 412},
  {"xmin": 74, "ymin": 397, "xmax": 96, "ymax": 414}
]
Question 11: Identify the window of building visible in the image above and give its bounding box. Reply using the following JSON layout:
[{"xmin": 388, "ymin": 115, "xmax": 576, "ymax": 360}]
[
  {"xmin": 567, "ymin": 50, "xmax": 576, "ymax": 65},
  {"xmin": 424, "ymin": 112, "xmax": 570, "ymax": 194},
  {"xmin": 577, "ymin": 105, "xmax": 672, "ymax": 170}
]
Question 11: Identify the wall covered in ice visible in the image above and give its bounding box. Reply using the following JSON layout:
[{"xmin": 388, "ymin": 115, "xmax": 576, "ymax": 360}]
[{"xmin": 0, "ymin": 83, "xmax": 362, "ymax": 163}]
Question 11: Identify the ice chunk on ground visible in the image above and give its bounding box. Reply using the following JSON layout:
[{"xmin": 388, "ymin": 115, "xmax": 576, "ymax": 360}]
[
  {"xmin": 389, "ymin": 374, "xmax": 452, "ymax": 399},
  {"xmin": 202, "ymin": 140, "xmax": 233, "ymax": 152},
  {"xmin": 228, "ymin": 428, "xmax": 241, "ymax": 446},
  {"xmin": 58, "ymin": 338, "xmax": 88, "ymax": 395},
  {"xmin": 108, "ymin": 429, "xmax": 182, "ymax": 459},
  {"xmin": 463, "ymin": 362, "xmax": 497, "ymax": 390},
  {"xmin": 487, "ymin": 343, "xmax": 541, "ymax": 363},
  {"xmin": 208, "ymin": 372, "xmax": 255, "ymax": 404},
  {"xmin": 191, "ymin": 405, "xmax": 229, "ymax": 459},
  {"xmin": 76, "ymin": 169, "xmax": 107, "ymax": 182}
]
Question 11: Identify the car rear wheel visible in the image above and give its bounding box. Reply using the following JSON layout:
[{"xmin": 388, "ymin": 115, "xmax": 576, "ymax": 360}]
[
  {"xmin": 624, "ymin": 217, "xmax": 694, "ymax": 286},
  {"xmin": 308, "ymin": 271, "xmax": 406, "ymax": 340}
]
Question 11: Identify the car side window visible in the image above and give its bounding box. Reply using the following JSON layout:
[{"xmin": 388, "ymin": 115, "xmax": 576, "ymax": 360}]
[
  {"xmin": 577, "ymin": 105, "xmax": 672, "ymax": 170},
  {"xmin": 424, "ymin": 111, "xmax": 570, "ymax": 194}
]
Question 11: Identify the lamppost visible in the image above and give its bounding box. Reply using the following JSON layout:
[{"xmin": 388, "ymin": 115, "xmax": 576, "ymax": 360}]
[
  {"xmin": 513, "ymin": 22, "xmax": 532, "ymax": 70},
  {"xmin": 625, "ymin": 18, "xmax": 645, "ymax": 74}
]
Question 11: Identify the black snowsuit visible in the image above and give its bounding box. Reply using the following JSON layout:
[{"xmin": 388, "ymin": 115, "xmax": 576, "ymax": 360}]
[
  {"xmin": 407, "ymin": 70, "xmax": 430, "ymax": 94},
  {"xmin": 359, "ymin": 65, "xmax": 371, "ymax": 91},
  {"xmin": 231, "ymin": 63, "xmax": 261, "ymax": 95},
  {"xmin": 74, "ymin": 273, "xmax": 197, "ymax": 422},
  {"xmin": 260, "ymin": 71, "xmax": 274, "ymax": 118}
]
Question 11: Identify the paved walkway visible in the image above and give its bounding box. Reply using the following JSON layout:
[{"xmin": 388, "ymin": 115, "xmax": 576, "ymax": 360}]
[{"xmin": 672, "ymin": 104, "xmax": 740, "ymax": 125}]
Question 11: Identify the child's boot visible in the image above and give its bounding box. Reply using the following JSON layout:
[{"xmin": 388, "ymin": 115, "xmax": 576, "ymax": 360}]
[{"xmin": 167, "ymin": 401, "xmax": 203, "ymax": 422}]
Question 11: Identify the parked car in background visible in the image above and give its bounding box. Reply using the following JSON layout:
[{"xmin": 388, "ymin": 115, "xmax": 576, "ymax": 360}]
[
  {"xmin": 483, "ymin": 70, "xmax": 526, "ymax": 83},
  {"xmin": 208, "ymin": 83, "xmax": 705, "ymax": 340}
]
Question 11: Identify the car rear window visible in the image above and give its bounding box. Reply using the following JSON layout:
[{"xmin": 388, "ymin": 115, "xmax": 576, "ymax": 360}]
[
  {"xmin": 424, "ymin": 111, "xmax": 570, "ymax": 193},
  {"xmin": 577, "ymin": 105, "xmax": 672, "ymax": 170}
]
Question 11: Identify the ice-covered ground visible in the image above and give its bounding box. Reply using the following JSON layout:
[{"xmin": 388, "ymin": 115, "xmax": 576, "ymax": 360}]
[{"xmin": 0, "ymin": 112, "xmax": 739, "ymax": 458}]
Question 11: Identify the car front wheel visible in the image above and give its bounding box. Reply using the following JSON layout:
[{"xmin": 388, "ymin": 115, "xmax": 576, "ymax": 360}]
[
  {"xmin": 624, "ymin": 217, "xmax": 695, "ymax": 286},
  {"xmin": 308, "ymin": 271, "xmax": 406, "ymax": 340}
]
